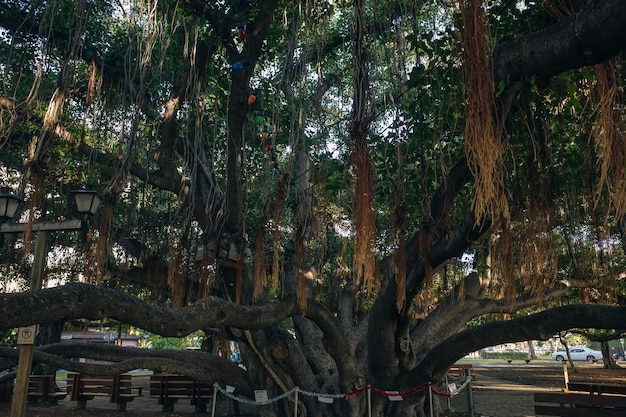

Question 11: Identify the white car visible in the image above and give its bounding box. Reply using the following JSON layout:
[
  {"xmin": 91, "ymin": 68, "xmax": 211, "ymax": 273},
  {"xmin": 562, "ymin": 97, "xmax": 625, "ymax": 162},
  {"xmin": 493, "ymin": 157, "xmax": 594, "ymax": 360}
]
[{"xmin": 551, "ymin": 347, "xmax": 602, "ymax": 362}]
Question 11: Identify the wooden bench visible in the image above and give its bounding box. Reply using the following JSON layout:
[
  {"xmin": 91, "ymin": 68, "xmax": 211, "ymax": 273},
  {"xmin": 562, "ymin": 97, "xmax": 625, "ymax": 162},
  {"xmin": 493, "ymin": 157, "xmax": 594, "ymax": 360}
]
[
  {"xmin": 448, "ymin": 364, "xmax": 475, "ymax": 381},
  {"xmin": 567, "ymin": 382, "xmax": 626, "ymax": 396},
  {"xmin": 27, "ymin": 375, "xmax": 66, "ymax": 406},
  {"xmin": 534, "ymin": 391, "xmax": 626, "ymax": 416},
  {"xmin": 67, "ymin": 373, "xmax": 142, "ymax": 411},
  {"xmin": 149, "ymin": 374, "xmax": 213, "ymax": 413}
]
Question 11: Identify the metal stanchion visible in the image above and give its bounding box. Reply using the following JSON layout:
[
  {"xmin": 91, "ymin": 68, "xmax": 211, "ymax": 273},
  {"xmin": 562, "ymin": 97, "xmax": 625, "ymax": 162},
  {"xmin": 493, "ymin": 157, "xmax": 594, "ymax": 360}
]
[
  {"xmin": 429, "ymin": 384, "xmax": 434, "ymax": 417},
  {"xmin": 465, "ymin": 368, "xmax": 474, "ymax": 417},
  {"xmin": 445, "ymin": 375, "xmax": 452, "ymax": 410},
  {"xmin": 294, "ymin": 389, "xmax": 298, "ymax": 417},
  {"xmin": 211, "ymin": 384, "xmax": 218, "ymax": 417}
]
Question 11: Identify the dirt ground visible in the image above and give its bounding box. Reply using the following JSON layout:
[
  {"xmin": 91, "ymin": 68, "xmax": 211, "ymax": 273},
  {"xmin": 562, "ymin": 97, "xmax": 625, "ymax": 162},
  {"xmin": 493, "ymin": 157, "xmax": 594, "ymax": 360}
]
[{"xmin": 0, "ymin": 362, "xmax": 625, "ymax": 417}]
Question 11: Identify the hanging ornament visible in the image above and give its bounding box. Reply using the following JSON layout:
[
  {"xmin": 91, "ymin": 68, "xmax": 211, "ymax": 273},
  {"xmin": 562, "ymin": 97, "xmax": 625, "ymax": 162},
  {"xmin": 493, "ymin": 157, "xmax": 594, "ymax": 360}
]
[
  {"xmin": 269, "ymin": 160, "xmax": 276, "ymax": 170},
  {"xmin": 237, "ymin": 20, "xmax": 247, "ymax": 42},
  {"xmin": 231, "ymin": 60, "xmax": 250, "ymax": 71},
  {"xmin": 266, "ymin": 144, "xmax": 273, "ymax": 152},
  {"xmin": 248, "ymin": 93, "xmax": 257, "ymax": 106},
  {"xmin": 261, "ymin": 126, "xmax": 269, "ymax": 141}
]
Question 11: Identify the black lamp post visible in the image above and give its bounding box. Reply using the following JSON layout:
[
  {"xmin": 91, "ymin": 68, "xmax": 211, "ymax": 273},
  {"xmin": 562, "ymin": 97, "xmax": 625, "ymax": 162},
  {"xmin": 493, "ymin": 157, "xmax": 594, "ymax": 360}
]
[{"xmin": 3, "ymin": 185, "xmax": 101, "ymax": 417}]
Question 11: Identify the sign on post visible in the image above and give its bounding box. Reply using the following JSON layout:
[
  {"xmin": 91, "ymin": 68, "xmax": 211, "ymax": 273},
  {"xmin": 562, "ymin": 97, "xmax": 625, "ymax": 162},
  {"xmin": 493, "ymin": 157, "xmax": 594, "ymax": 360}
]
[{"xmin": 17, "ymin": 325, "xmax": 37, "ymax": 345}]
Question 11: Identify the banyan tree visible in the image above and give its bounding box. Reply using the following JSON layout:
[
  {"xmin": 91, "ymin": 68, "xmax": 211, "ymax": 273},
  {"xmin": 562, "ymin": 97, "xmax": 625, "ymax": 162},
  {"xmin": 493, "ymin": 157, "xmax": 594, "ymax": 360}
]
[{"xmin": 2, "ymin": 0, "xmax": 626, "ymax": 416}]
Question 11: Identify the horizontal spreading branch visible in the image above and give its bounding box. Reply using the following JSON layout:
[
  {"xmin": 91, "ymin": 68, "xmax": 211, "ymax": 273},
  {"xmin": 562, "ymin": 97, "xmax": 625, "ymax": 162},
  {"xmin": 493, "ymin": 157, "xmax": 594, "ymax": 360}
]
[
  {"xmin": 401, "ymin": 304, "xmax": 626, "ymax": 387},
  {"xmin": 493, "ymin": 0, "xmax": 626, "ymax": 82},
  {"xmin": 0, "ymin": 283, "xmax": 296, "ymax": 337},
  {"xmin": 0, "ymin": 343, "xmax": 249, "ymax": 391}
]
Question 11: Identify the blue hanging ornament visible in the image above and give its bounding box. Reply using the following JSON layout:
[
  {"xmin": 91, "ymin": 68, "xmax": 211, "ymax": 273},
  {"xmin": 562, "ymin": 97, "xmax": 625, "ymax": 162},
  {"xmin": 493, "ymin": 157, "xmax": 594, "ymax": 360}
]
[{"xmin": 231, "ymin": 60, "xmax": 250, "ymax": 70}]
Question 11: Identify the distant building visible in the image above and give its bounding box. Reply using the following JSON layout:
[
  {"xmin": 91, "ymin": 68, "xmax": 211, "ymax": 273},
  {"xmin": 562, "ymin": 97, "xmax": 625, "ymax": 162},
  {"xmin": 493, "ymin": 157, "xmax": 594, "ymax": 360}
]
[{"xmin": 61, "ymin": 330, "xmax": 140, "ymax": 347}]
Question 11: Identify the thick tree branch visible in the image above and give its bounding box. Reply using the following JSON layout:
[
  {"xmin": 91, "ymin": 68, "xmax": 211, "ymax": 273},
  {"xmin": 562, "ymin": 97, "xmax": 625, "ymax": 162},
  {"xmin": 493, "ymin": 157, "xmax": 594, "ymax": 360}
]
[
  {"xmin": 0, "ymin": 283, "xmax": 296, "ymax": 336},
  {"xmin": 400, "ymin": 304, "xmax": 626, "ymax": 388},
  {"xmin": 305, "ymin": 300, "xmax": 365, "ymax": 392},
  {"xmin": 493, "ymin": 0, "xmax": 626, "ymax": 82},
  {"xmin": 0, "ymin": 343, "xmax": 254, "ymax": 394}
]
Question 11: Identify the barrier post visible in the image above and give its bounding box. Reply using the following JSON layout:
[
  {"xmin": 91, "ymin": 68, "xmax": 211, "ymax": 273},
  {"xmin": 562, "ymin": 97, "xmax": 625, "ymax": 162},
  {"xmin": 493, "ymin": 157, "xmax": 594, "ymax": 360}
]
[
  {"xmin": 211, "ymin": 384, "xmax": 218, "ymax": 417},
  {"xmin": 428, "ymin": 384, "xmax": 434, "ymax": 417},
  {"xmin": 465, "ymin": 368, "xmax": 474, "ymax": 417},
  {"xmin": 562, "ymin": 361, "xmax": 569, "ymax": 390},
  {"xmin": 445, "ymin": 375, "xmax": 451, "ymax": 410},
  {"xmin": 367, "ymin": 386, "xmax": 372, "ymax": 417},
  {"xmin": 294, "ymin": 388, "xmax": 298, "ymax": 417}
]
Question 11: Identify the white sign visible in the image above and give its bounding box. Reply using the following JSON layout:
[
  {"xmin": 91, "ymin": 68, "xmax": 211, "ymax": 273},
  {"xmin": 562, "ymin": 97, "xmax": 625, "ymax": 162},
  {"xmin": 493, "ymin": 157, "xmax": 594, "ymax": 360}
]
[
  {"xmin": 318, "ymin": 396, "xmax": 334, "ymax": 404},
  {"xmin": 448, "ymin": 383, "xmax": 458, "ymax": 395},
  {"xmin": 254, "ymin": 390, "xmax": 268, "ymax": 402},
  {"xmin": 387, "ymin": 391, "xmax": 403, "ymax": 402},
  {"xmin": 17, "ymin": 325, "xmax": 37, "ymax": 345},
  {"xmin": 226, "ymin": 385, "xmax": 236, "ymax": 393}
]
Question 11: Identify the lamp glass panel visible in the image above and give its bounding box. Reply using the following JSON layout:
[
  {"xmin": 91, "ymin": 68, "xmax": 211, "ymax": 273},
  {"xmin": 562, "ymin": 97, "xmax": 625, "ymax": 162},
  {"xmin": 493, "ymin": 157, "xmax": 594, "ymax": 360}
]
[
  {"xmin": 0, "ymin": 196, "xmax": 19, "ymax": 219},
  {"xmin": 74, "ymin": 193, "xmax": 96, "ymax": 214}
]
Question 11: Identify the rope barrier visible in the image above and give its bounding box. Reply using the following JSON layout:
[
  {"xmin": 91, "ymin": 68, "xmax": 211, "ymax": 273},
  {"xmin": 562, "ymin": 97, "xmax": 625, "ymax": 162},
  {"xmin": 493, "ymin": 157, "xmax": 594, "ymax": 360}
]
[
  {"xmin": 214, "ymin": 374, "xmax": 470, "ymax": 405},
  {"xmin": 214, "ymin": 383, "xmax": 298, "ymax": 405},
  {"xmin": 212, "ymin": 376, "xmax": 474, "ymax": 417}
]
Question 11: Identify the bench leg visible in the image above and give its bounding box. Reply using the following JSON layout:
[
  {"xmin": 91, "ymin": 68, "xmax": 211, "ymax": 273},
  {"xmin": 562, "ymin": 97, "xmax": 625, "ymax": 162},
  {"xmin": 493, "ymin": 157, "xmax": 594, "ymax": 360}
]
[
  {"xmin": 162, "ymin": 399, "xmax": 175, "ymax": 412},
  {"xmin": 116, "ymin": 401, "xmax": 127, "ymax": 411},
  {"xmin": 194, "ymin": 399, "xmax": 207, "ymax": 413},
  {"xmin": 77, "ymin": 399, "xmax": 87, "ymax": 409}
]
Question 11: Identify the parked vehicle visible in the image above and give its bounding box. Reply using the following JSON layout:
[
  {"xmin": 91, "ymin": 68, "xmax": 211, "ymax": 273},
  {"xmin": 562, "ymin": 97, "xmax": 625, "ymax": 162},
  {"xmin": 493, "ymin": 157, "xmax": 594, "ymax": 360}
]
[
  {"xmin": 613, "ymin": 351, "xmax": 625, "ymax": 360},
  {"xmin": 551, "ymin": 347, "xmax": 602, "ymax": 362}
]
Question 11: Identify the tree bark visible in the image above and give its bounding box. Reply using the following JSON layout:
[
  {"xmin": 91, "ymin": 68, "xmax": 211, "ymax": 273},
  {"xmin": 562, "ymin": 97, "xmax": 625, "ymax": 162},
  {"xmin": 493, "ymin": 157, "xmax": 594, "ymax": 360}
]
[
  {"xmin": 493, "ymin": 0, "xmax": 626, "ymax": 82},
  {"xmin": 0, "ymin": 283, "xmax": 296, "ymax": 335}
]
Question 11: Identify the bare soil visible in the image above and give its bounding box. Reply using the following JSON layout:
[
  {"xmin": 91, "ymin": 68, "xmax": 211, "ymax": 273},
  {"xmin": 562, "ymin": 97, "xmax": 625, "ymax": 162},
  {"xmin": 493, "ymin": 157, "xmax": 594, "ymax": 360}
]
[
  {"xmin": 0, "ymin": 362, "xmax": 625, "ymax": 416},
  {"xmin": 474, "ymin": 362, "xmax": 626, "ymax": 388}
]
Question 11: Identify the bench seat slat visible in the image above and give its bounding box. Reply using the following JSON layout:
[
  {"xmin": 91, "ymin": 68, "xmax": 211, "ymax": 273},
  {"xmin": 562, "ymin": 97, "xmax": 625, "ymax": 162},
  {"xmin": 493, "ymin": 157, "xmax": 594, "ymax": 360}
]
[{"xmin": 535, "ymin": 391, "xmax": 626, "ymax": 417}]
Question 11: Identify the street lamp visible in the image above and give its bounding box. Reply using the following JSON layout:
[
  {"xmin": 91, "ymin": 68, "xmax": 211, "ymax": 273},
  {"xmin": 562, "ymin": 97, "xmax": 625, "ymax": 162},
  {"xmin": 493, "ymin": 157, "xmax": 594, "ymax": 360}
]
[
  {"xmin": 70, "ymin": 186, "xmax": 101, "ymax": 216},
  {"xmin": 0, "ymin": 187, "xmax": 22, "ymax": 223},
  {"xmin": 70, "ymin": 186, "xmax": 101, "ymax": 242},
  {"xmin": 1, "ymin": 185, "xmax": 101, "ymax": 417},
  {"xmin": 0, "ymin": 188, "xmax": 22, "ymax": 252}
]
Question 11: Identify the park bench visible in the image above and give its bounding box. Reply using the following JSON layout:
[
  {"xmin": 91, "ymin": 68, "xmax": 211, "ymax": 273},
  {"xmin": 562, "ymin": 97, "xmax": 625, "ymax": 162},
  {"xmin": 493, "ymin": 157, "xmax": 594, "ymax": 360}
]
[
  {"xmin": 149, "ymin": 373, "xmax": 213, "ymax": 413},
  {"xmin": 566, "ymin": 382, "xmax": 626, "ymax": 396},
  {"xmin": 447, "ymin": 364, "xmax": 475, "ymax": 381},
  {"xmin": 67, "ymin": 373, "xmax": 142, "ymax": 411},
  {"xmin": 27, "ymin": 375, "xmax": 66, "ymax": 406},
  {"xmin": 534, "ymin": 391, "xmax": 626, "ymax": 416}
]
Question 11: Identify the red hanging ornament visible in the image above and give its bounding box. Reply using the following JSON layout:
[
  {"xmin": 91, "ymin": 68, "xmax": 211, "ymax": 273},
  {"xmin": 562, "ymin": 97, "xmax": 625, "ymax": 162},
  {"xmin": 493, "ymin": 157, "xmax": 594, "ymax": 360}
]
[
  {"xmin": 266, "ymin": 144, "xmax": 273, "ymax": 152},
  {"xmin": 237, "ymin": 19, "xmax": 246, "ymax": 42},
  {"xmin": 248, "ymin": 94, "xmax": 256, "ymax": 106}
]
